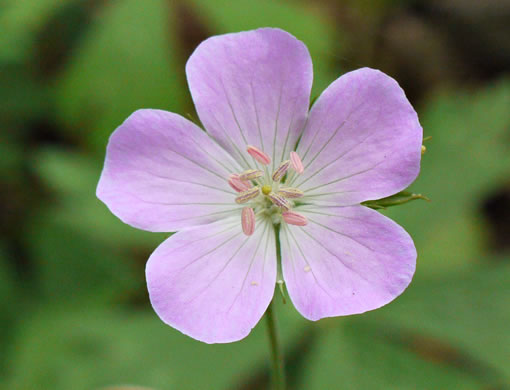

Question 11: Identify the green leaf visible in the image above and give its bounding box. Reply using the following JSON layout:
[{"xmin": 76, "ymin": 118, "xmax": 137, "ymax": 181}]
[
  {"xmin": 384, "ymin": 79, "xmax": 510, "ymax": 273},
  {"xmin": 54, "ymin": 0, "xmax": 186, "ymax": 153},
  {"xmin": 190, "ymin": 0, "xmax": 343, "ymax": 97},
  {"xmin": 0, "ymin": 0, "xmax": 63, "ymax": 61},
  {"xmin": 302, "ymin": 326, "xmax": 481, "ymax": 390},
  {"xmin": 26, "ymin": 147, "xmax": 165, "ymax": 303},
  {"xmin": 30, "ymin": 147, "xmax": 165, "ymax": 248},
  {"xmin": 0, "ymin": 242, "xmax": 17, "ymax": 338},
  {"xmin": 6, "ymin": 301, "xmax": 306, "ymax": 390},
  {"xmin": 302, "ymin": 260, "xmax": 510, "ymax": 388},
  {"xmin": 366, "ymin": 260, "xmax": 510, "ymax": 383}
]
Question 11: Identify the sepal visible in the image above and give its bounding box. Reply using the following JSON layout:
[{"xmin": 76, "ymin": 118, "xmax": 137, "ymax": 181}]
[{"xmin": 362, "ymin": 190, "xmax": 430, "ymax": 210}]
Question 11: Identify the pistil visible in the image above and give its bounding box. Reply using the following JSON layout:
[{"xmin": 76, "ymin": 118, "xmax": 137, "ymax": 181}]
[{"xmin": 230, "ymin": 147, "xmax": 308, "ymax": 227}]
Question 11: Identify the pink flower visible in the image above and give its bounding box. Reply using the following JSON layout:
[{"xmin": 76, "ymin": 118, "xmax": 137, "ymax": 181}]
[{"xmin": 97, "ymin": 28, "xmax": 422, "ymax": 343}]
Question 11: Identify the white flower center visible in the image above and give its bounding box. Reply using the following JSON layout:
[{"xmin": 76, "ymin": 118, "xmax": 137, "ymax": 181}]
[{"xmin": 228, "ymin": 145, "xmax": 308, "ymax": 235}]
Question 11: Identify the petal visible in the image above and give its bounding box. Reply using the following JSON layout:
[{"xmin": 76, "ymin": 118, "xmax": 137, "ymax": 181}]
[
  {"xmin": 146, "ymin": 217, "xmax": 276, "ymax": 343},
  {"xmin": 292, "ymin": 68, "xmax": 422, "ymax": 205},
  {"xmin": 280, "ymin": 205, "xmax": 416, "ymax": 320},
  {"xmin": 186, "ymin": 28, "xmax": 312, "ymax": 171},
  {"xmin": 97, "ymin": 109, "xmax": 243, "ymax": 232}
]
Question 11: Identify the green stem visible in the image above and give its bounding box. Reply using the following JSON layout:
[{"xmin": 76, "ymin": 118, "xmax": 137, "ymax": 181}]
[
  {"xmin": 265, "ymin": 224, "xmax": 286, "ymax": 390},
  {"xmin": 265, "ymin": 300, "xmax": 286, "ymax": 390}
]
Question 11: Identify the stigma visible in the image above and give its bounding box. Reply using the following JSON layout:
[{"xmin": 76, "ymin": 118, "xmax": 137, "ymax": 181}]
[{"xmin": 261, "ymin": 185, "xmax": 272, "ymax": 195}]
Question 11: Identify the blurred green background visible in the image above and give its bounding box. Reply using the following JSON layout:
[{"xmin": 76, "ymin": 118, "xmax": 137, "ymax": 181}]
[{"xmin": 1, "ymin": 0, "xmax": 509, "ymax": 389}]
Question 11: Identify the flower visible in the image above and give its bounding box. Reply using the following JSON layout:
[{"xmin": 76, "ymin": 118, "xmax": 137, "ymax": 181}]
[{"xmin": 97, "ymin": 28, "xmax": 422, "ymax": 344}]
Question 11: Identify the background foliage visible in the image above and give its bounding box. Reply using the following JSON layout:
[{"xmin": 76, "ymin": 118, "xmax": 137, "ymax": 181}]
[{"xmin": 1, "ymin": 0, "xmax": 509, "ymax": 389}]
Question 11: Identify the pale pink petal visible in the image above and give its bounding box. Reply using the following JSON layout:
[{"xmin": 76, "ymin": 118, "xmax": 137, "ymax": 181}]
[
  {"xmin": 280, "ymin": 205, "xmax": 416, "ymax": 320},
  {"xmin": 146, "ymin": 217, "xmax": 276, "ymax": 343},
  {"xmin": 293, "ymin": 68, "xmax": 422, "ymax": 205},
  {"xmin": 97, "ymin": 109, "xmax": 243, "ymax": 232},
  {"xmin": 186, "ymin": 28, "xmax": 312, "ymax": 170}
]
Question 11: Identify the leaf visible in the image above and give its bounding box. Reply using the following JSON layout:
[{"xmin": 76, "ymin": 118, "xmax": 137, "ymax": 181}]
[
  {"xmin": 384, "ymin": 79, "xmax": 510, "ymax": 273},
  {"xmin": 0, "ymin": 0, "xmax": 63, "ymax": 61},
  {"xmin": 32, "ymin": 0, "xmax": 105, "ymax": 78},
  {"xmin": 190, "ymin": 0, "xmax": 343, "ymax": 97},
  {"xmin": 302, "ymin": 260, "xmax": 510, "ymax": 388},
  {"xmin": 25, "ymin": 147, "xmax": 164, "ymax": 303},
  {"xmin": 6, "ymin": 301, "xmax": 307, "ymax": 390},
  {"xmin": 302, "ymin": 326, "xmax": 481, "ymax": 390},
  {"xmin": 53, "ymin": 0, "xmax": 186, "ymax": 153},
  {"xmin": 366, "ymin": 260, "xmax": 510, "ymax": 382},
  {"xmin": 30, "ymin": 147, "xmax": 165, "ymax": 248}
]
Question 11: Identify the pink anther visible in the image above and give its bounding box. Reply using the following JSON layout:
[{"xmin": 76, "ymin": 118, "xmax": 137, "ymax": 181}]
[
  {"xmin": 228, "ymin": 174, "xmax": 252, "ymax": 192},
  {"xmin": 235, "ymin": 186, "xmax": 260, "ymax": 204},
  {"xmin": 247, "ymin": 145, "xmax": 271, "ymax": 165},
  {"xmin": 282, "ymin": 211, "xmax": 308, "ymax": 226},
  {"xmin": 241, "ymin": 207, "xmax": 255, "ymax": 236},
  {"xmin": 290, "ymin": 151, "xmax": 304, "ymax": 174},
  {"xmin": 271, "ymin": 160, "xmax": 290, "ymax": 182},
  {"xmin": 238, "ymin": 169, "xmax": 263, "ymax": 181},
  {"xmin": 267, "ymin": 192, "xmax": 291, "ymax": 211}
]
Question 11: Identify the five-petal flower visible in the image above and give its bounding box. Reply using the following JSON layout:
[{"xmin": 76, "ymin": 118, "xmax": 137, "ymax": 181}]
[{"xmin": 97, "ymin": 28, "xmax": 422, "ymax": 343}]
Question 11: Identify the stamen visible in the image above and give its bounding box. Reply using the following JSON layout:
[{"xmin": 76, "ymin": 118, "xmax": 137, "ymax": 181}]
[
  {"xmin": 241, "ymin": 207, "xmax": 255, "ymax": 236},
  {"xmin": 272, "ymin": 160, "xmax": 290, "ymax": 182},
  {"xmin": 421, "ymin": 145, "xmax": 426, "ymax": 155},
  {"xmin": 282, "ymin": 211, "xmax": 308, "ymax": 226},
  {"xmin": 228, "ymin": 174, "xmax": 252, "ymax": 192},
  {"xmin": 239, "ymin": 169, "xmax": 263, "ymax": 181},
  {"xmin": 290, "ymin": 151, "xmax": 304, "ymax": 174},
  {"xmin": 278, "ymin": 187, "xmax": 304, "ymax": 199},
  {"xmin": 235, "ymin": 186, "xmax": 260, "ymax": 204},
  {"xmin": 267, "ymin": 192, "xmax": 291, "ymax": 211},
  {"xmin": 247, "ymin": 145, "xmax": 271, "ymax": 165}
]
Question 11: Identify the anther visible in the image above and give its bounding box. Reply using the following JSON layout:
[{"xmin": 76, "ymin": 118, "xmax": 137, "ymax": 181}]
[
  {"xmin": 267, "ymin": 192, "xmax": 291, "ymax": 211},
  {"xmin": 282, "ymin": 211, "xmax": 308, "ymax": 226},
  {"xmin": 235, "ymin": 186, "xmax": 260, "ymax": 204},
  {"xmin": 290, "ymin": 151, "xmax": 304, "ymax": 174},
  {"xmin": 278, "ymin": 187, "xmax": 304, "ymax": 199},
  {"xmin": 421, "ymin": 145, "xmax": 426, "ymax": 155},
  {"xmin": 247, "ymin": 145, "xmax": 271, "ymax": 165},
  {"xmin": 272, "ymin": 160, "xmax": 290, "ymax": 182},
  {"xmin": 241, "ymin": 207, "xmax": 255, "ymax": 236},
  {"xmin": 228, "ymin": 174, "xmax": 252, "ymax": 192},
  {"xmin": 239, "ymin": 169, "xmax": 263, "ymax": 181}
]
